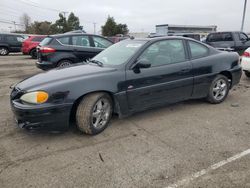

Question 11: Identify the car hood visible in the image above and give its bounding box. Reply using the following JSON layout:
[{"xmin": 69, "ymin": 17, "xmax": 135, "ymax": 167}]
[{"xmin": 16, "ymin": 64, "xmax": 117, "ymax": 90}]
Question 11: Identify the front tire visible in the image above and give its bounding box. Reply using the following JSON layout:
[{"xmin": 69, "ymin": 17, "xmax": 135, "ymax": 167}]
[
  {"xmin": 207, "ymin": 75, "xmax": 230, "ymax": 104},
  {"xmin": 0, "ymin": 47, "xmax": 9, "ymax": 56},
  {"xmin": 245, "ymin": 71, "xmax": 250, "ymax": 78},
  {"xmin": 76, "ymin": 92, "xmax": 113, "ymax": 135}
]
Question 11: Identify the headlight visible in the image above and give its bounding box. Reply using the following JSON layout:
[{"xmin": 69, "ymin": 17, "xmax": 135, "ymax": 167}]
[{"xmin": 20, "ymin": 91, "xmax": 49, "ymax": 104}]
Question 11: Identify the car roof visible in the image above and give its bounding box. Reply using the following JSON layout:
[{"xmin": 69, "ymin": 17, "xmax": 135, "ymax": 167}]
[
  {"xmin": 0, "ymin": 33, "xmax": 24, "ymax": 36},
  {"xmin": 49, "ymin": 33, "xmax": 107, "ymax": 38},
  {"xmin": 132, "ymin": 36, "xmax": 199, "ymax": 42}
]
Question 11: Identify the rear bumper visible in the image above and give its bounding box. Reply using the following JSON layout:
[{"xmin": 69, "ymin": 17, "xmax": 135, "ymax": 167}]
[
  {"xmin": 11, "ymin": 100, "xmax": 73, "ymax": 131},
  {"xmin": 36, "ymin": 61, "xmax": 55, "ymax": 70},
  {"xmin": 231, "ymin": 66, "xmax": 242, "ymax": 87}
]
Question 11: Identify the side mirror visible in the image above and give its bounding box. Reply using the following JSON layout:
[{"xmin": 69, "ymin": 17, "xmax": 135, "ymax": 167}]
[
  {"xmin": 241, "ymin": 38, "xmax": 248, "ymax": 43},
  {"xmin": 132, "ymin": 59, "xmax": 151, "ymax": 69}
]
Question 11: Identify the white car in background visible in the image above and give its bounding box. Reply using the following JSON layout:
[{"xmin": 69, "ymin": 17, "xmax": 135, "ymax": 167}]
[{"xmin": 241, "ymin": 47, "xmax": 250, "ymax": 77}]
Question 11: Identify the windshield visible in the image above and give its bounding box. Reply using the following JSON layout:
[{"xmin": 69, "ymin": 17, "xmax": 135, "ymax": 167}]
[
  {"xmin": 40, "ymin": 37, "xmax": 52, "ymax": 46},
  {"xmin": 92, "ymin": 40, "xmax": 146, "ymax": 66}
]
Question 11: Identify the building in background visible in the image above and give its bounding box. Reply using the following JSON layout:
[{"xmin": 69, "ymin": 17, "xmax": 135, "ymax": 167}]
[
  {"xmin": 155, "ymin": 24, "xmax": 217, "ymax": 39},
  {"xmin": 129, "ymin": 32, "xmax": 150, "ymax": 38}
]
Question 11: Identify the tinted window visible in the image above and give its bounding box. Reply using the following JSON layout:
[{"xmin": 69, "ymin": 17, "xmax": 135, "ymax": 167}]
[
  {"xmin": 93, "ymin": 36, "xmax": 113, "ymax": 48},
  {"xmin": 72, "ymin": 35, "xmax": 90, "ymax": 47},
  {"xmin": 6, "ymin": 36, "xmax": 17, "ymax": 42},
  {"xmin": 138, "ymin": 40, "xmax": 186, "ymax": 67},
  {"xmin": 40, "ymin": 37, "xmax": 52, "ymax": 46},
  {"xmin": 189, "ymin": 41, "xmax": 208, "ymax": 58},
  {"xmin": 57, "ymin": 37, "xmax": 70, "ymax": 45},
  {"xmin": 32, "ymin": 37, "xmax": 44, "ymax": 42},
  {"xmin": 207, "ymin": 33, "xmax": 233, "ymax": 42},
  {"xmin": 239, "ymin": 33, "xmax": 248, "ymax": 41}
]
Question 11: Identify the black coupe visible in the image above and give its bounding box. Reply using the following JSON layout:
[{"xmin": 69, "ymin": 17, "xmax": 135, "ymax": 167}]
[{"xmin": 10, "ymin": 37, "xmax": 242, "ymax": 135}]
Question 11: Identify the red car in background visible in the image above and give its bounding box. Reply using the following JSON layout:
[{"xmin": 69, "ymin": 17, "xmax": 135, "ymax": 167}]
[{"xmin": 22, "ymin": 35, "xmax": 45, "ymax": 59}]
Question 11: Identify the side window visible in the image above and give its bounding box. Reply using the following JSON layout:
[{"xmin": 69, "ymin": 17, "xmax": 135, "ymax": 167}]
[
  {"xmin": 57, "ymin": 37, "xmax": 70, "ymax": 45},
  {"xmin": 138, "ymin": 40, "xmax": 186, "ymax": 67},
  {"xmin": 72, "ymin": 35, "xmax": 90, "ymax": 47},
  {"xmin": 93, "ymin": 36, "xmax": 113, "ymax": 48},
  {"xmin": 239, "ymin": 33, "xmax": 248, "ymax": 41},
  {"xmin": 16, "ymin": 36, "xmax": 24, "ymax": 42},
  {"xmin": 6, "ymin": 36, "xmax": 17, "ymax": 42},
  {"xmin": 189, "ymin": 41, "xmax": 208, "ymax": 58}
]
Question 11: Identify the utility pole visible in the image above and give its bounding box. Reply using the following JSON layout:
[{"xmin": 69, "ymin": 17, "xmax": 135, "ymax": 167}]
[
  {"xmin": 12, "ymin": 21, "xmax": 16, "ymax": 32},
  {"xmin": 61, "ymin": 11, "xmax": 68, "ymax": 18},
  {"xmin": 93, "ymin": 22, "xmax": 96, "ymax": 34},
  {"xmin": 241, "ymin": 0, "xmax": 248, "ymax": 31}
]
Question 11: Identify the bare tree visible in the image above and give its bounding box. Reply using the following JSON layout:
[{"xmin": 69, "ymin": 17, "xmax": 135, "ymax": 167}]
[{"xmin": 20, "ymin": 13, "xmax": 31, "ymax": 33}]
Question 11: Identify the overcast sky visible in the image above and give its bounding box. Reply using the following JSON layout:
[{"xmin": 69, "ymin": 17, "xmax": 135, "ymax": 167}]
[{"xmin": 0, "ymin": 0, "xmax": 250, "ymax": 34}]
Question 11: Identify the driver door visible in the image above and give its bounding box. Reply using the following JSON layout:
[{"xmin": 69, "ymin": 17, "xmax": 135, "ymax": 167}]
[{"xmin": 125, "ymin": 39, "xmax": 193, "ymax": 111}]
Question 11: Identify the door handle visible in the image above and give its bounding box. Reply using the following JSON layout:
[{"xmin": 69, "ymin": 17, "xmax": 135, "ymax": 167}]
[{"xmin": 179, "ymin": 68, "xmax": 190, "ymax": 74}]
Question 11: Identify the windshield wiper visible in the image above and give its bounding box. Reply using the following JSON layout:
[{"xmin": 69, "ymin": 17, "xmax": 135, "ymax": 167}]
[{"xmin": 88, "ymin": 59, "xmax": 103, "ymax": 67}]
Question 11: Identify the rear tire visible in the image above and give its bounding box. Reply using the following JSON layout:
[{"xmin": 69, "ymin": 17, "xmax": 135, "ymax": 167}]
[
  {"xmin": 0, "ymin": 47, "xmax": 9, "ymax": 56},
  {"xmin": 30, "ymin": 49, "xmax": 37, "ymax": 59},
  {"xmin": 76, "ymin": 92, "xmax": 113, "ymax": 135},
  {"xmin": 245, "ymin": 71, "xmax": 250, "ymax": 78},
  {"xmin": 57, "ymin": 60, "xmax": 72, "ymax": 68},
  {"xmin": 207, "ymin": 74, "xmax": 230, "ymax": 104}
]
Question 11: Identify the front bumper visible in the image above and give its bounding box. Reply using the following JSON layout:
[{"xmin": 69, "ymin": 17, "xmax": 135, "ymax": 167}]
[
  {"xmin": 36, "ymin": 61, "xmax": 55, "ymax": 70},
  {"xmin": 11, "ymin": 100, "xmax": 73, "ymax": 131}
]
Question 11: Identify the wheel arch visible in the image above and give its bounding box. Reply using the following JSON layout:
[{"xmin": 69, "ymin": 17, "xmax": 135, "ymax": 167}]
[
  {"xmin": 219, "ymin": 71, "xmax": 233, "ymax": 88},
  {"xmin": 69, "ymin": 90, "xmax": 119, "ymax": 122},
  {"xmin": 29, "ymin": 47, "xmax": 36, "ymax": 55},
  {"xmin": 57, "ymin": 58, "xmax": 75, "ymax": 66}
]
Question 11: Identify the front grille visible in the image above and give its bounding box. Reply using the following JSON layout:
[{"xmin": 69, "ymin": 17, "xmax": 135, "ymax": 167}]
[{"xmin": 11, "ymin": 87, "xmax": 24, "ymax": 100}]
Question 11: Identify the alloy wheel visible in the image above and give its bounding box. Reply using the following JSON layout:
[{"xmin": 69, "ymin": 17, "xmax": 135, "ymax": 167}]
[
  {"xmin": 91, "ymin": 98, "xmax": 111, "ymax": 129},
  {"xmin": 212, "ymin": 79, "xmax": 227, "ymax": 101},
  {"xmin": 0, "ymin": 48, "xmax": 8, "ymax": 55}
]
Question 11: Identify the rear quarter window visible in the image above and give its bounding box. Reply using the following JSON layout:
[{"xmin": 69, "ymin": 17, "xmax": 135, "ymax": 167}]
[
  {"xmin": 40, "ymin": 37, "xmax": 52, "ymax": 46},
  {"xmin": 57, "ymin": 36, "xmax": 70, "ymax": 45},
  {"xmin": 189, "ymin": 41, "xmax": 209, "ymax": 59}
]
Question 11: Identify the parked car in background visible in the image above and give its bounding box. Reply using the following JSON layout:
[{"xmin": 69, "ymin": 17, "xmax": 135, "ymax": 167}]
[
  {"xmin": 11, "ymin": 37, "xmax": 242, "ymax": 135},
  {"xmin": 148, "ymin": 33, "xmax": 201, "ymax": 41},
  {"xmin": 107, "ymin": 34, "xmax": 129, "ymax": 43},
  {"xmin": 205, "ymin": 31, "xmax": 250, "ymax": 55},
  {"xmin": 241, "ymin": 47, "xmax": 250, "ymax": 77},
  {"xmin": 64, "ymin": 30, "xmax": 86, "ymax": 34},
  {"xmin": 0, "ymin": 33, "xmax": 24, "ymax": 55},
  {"xmin": 36, "ymin": 33, "xmax": 113, "ymax": 70},
  {"xmin": 22, "ymin": 35, "xmax": 46, "ymax": 59}
]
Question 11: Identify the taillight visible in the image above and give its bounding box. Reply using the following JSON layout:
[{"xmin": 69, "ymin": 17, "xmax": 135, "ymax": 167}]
[
  {"xmin": 243, "ymin": 52, "xmax": 250, "ymax": 57},
  {"xmin": 40, "ymin": 47, "xmax": 56, "ymax": 53}
]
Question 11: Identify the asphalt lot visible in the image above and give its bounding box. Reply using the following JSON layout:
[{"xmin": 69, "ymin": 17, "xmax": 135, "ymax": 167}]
[{"xmin": 0, "ymin": 54, "xmax": 250, "ymax": 188}]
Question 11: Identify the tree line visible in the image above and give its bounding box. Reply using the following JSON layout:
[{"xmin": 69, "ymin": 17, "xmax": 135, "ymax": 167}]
[{"xmin": 18, "ymin": 13, "xmax": 129, "ymax": 36}]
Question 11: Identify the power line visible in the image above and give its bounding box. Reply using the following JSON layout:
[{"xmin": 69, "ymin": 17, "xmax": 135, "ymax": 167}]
[
  {"xmin": 13, "ymin": 0, "xmax": 66, "ymax": 13},
  {"xmin": 0, "ymin": 20, "xmax": 24, "ymax": 26}
]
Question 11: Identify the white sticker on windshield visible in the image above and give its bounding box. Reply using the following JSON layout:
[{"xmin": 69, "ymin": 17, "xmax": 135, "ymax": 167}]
[{"xmin": 126, "ymin": 44, "xmax": 142, "ymax": 48}]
